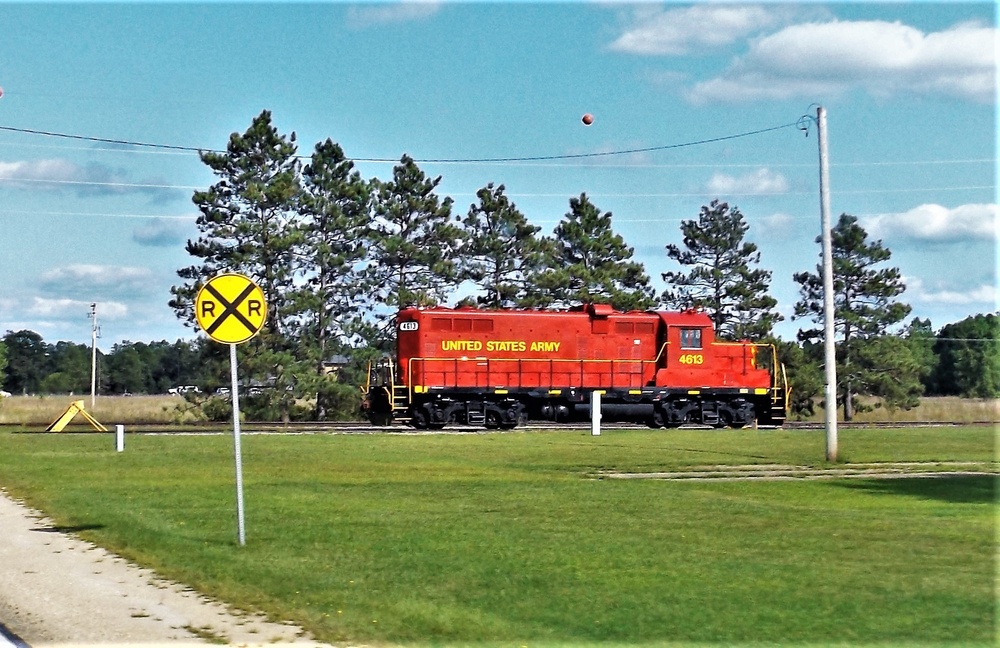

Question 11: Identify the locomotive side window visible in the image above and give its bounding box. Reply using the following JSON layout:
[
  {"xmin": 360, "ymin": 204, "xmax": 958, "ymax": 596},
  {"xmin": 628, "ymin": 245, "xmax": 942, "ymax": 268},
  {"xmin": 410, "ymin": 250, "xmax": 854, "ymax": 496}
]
[
  {"xmin": 454, "ymin": 318, "xmax": 472, "ymax": 332},
  {"xmin": 432, "ymin": 317, "xmax": 452, "ymax": 331},
  {"xmin": 473, "ymin": 319, "xmax": 494, "ymax": 332},
  {"xmin": 615, "ymin": 321, "xmax": 634, "ymax": 334},
  {"xmin": 680, "ymin": 328, "xmax": 702, "ymax": 349}
]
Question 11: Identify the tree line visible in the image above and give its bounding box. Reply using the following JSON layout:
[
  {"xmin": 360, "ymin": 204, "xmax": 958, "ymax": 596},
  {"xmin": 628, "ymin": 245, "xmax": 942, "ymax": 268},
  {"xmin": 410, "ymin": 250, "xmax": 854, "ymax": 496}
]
[{"xmin": 2, "ymin": 111, "xmax": 997, "ymax": 421}]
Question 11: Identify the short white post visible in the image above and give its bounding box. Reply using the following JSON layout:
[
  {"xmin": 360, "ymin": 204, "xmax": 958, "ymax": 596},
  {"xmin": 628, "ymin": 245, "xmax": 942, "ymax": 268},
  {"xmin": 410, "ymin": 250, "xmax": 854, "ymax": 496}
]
[
  {"xmin": 591, "ymin": 391, "xmax": 602, "ymax": 436},
  {"xmin": 115, "ymin": 424, "xmax": 124, "ymax": 452}
]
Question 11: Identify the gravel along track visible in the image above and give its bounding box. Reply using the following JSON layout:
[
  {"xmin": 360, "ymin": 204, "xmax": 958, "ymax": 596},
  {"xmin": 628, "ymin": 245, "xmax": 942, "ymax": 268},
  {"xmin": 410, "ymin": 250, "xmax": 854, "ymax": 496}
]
[
  {"xmin": 595, "ymin": 461, "xmax": 999, "ymax": 481},
  {"xmin": 0, "ymin": 491, "xmax": 338, "ymax": 648}
]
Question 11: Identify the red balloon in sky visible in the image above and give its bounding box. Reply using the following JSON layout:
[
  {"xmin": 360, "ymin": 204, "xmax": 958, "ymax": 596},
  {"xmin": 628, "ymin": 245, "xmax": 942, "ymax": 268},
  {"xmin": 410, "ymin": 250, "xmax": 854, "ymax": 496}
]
[{"xmin": 581, "ymin": 113, "xmax": 594, "ymax": 125}]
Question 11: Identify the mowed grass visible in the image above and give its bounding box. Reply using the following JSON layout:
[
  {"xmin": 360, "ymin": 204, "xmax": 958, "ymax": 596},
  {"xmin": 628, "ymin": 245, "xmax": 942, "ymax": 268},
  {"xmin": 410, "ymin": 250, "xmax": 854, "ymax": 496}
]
[{"xmin": 0, "ymin": 426, "xmax": 995, "ymax": 647}]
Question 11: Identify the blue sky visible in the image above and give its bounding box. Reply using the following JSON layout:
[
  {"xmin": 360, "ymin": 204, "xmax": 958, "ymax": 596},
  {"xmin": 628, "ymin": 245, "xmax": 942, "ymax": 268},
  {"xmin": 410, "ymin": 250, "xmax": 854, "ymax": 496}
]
[{"xmin": 0, "ymin": 1, "xmax": 995, "ymax": 350}]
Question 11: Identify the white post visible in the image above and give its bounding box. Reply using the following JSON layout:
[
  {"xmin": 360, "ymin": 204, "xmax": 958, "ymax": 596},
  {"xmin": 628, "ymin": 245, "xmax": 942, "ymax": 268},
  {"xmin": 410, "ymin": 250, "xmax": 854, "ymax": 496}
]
[
  {"xmin": 817, "ymin": 106, "xmax": 838, "ymax": 462},
  {"xmin": 591, "ymin": 391, "xmax": 602, "ymax": 436},
  {"xmin": 230, "ymin": 343, "xmax": 246, "ymax": 546},
  {"xmin": 115, "ymin": 424, "xmax": 124, "ymax": 452},
  {"xmin": 90, "ymin": 303, "xmax": 98, "ymax": 408}
]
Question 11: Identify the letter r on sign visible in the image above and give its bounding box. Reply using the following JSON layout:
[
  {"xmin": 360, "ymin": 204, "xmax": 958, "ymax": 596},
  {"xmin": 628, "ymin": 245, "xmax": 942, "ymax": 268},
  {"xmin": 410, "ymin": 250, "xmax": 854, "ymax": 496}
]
[{"xmin": 200, "ymin": 302, "xmax": 216, "ymax": 317}]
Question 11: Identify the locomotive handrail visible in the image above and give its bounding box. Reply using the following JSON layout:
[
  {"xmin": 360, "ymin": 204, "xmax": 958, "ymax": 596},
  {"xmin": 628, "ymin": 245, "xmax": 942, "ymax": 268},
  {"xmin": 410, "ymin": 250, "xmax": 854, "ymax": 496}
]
[{"xmin": 407, "ymin": 355, "xmax": 657, "ymax": 391}]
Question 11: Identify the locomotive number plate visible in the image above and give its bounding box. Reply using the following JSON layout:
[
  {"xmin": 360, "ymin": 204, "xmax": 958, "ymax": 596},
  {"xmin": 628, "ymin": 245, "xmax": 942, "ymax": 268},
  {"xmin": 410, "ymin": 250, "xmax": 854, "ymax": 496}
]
[{"xmin": 399, "ymin": 321, "xmax": 419, "ymax": 331}]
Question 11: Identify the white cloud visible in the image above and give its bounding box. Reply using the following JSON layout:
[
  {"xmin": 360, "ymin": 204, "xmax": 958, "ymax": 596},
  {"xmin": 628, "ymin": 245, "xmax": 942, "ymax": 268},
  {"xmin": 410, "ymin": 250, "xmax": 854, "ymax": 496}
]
[
  {"xmin": 133, "ymin": 217, "xmax": 190, "ymax": 247},
  {"xmin": 704, "ymin": 168, "xmax": 789, "ymax": 195},
  {"xmin": 906, "ymin": 276, "xmax": 997, "ymax": 307},
  {"xmin": 685, "ymin": 19, "xmax": 997, "ymax": 104},
  {"xmin": 40, "ymin": 264, "xmax": 155, "ymax": 298},
  {"xmin": 0, "ymin": 158, "xmax": 177, "ymax": 198},
  {"xmin": 27, "ymin": 297, "xmax": 128, "ymax": 320},
  {"xmin": 861, "ymin": 203, "xmax": 998, "ymax": 242},
  {"xmin": 608, "ymin": 5, "xmax": 782, "ymax": 55},
  {"xmin": 346, "ymin": 1, "xmax": 441, "ymax": 28}
]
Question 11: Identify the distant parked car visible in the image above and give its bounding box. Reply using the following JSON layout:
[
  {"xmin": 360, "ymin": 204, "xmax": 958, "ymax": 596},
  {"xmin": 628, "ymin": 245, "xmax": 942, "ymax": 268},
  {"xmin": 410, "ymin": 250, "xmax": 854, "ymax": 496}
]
[{"xmin": 168, "ymin": 385, "xmax": 201, "ymax": 395}]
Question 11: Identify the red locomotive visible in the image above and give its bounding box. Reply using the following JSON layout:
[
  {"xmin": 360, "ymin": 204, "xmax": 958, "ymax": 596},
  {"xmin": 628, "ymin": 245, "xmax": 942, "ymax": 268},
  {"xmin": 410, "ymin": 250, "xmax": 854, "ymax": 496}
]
[{"xmin": 363, "ymin": 304, "xmax": 788, "ymax": 429}]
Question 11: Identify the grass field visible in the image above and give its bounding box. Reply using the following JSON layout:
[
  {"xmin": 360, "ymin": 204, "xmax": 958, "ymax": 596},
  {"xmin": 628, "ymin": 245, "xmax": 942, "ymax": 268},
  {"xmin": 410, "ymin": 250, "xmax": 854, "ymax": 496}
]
[
  {"xmin": 1, "ymin": 393, "xmax": 997, "ymax": 427},
  {"xmin": 0, "ymin": 426, "xmax": 995, "ymax": 647}
]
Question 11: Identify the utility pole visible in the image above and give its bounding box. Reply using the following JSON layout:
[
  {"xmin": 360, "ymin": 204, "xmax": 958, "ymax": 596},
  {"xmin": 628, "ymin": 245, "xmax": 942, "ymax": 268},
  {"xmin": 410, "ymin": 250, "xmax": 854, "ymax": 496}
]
[
  {"xmin": 90, "ymin": 303, "xmax": 98, "ymax": 408},
  {"xmin": 816, "ymin": 106, "xmax": 838, "ymax": 461}
]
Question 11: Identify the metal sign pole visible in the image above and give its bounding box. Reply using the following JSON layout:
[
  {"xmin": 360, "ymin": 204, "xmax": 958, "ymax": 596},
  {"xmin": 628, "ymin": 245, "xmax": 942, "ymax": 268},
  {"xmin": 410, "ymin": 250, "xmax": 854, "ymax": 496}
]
[
  {"xmin": 195, "ymin": 273, "xmax": 265, "ymax": 548},
  {"xmin": 230, "ymin": 343, "xmax": 246, "ymax": 546}
]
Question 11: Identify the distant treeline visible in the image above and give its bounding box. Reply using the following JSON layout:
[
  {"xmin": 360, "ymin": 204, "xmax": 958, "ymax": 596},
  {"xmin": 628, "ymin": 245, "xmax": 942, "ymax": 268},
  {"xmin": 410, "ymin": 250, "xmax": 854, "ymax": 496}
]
[{"xmin": 1, "ymin": 312, "xmax": 996, "ymax": 421}]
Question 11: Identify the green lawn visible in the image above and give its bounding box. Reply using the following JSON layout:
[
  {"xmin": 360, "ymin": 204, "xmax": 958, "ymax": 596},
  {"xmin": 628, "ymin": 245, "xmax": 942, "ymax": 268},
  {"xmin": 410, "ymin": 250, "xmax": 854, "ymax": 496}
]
[{"xmin": 0, "ymin": 426, "xmax": 995, "ymax": 647}]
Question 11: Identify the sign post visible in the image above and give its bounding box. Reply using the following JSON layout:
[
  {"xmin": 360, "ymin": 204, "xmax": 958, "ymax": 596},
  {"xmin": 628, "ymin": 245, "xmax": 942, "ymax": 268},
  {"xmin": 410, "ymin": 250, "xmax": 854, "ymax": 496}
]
[{"xmin": 195, "ymin": 273, "xmax": 267, "ymax": 546}]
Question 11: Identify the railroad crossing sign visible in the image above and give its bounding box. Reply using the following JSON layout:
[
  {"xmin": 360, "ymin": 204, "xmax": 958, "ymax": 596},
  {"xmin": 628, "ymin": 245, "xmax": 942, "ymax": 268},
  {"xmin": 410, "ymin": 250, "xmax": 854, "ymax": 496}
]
[{"xmin": 195, "ymin": 273, "xmax": 267, "ymax": 344}]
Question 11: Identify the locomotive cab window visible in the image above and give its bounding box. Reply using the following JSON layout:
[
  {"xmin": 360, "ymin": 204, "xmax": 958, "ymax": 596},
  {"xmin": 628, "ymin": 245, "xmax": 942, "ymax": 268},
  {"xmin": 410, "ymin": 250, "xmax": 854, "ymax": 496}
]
[{"xmin": 680, "ymin": 328, "xmax": 702, "ymax": 349}]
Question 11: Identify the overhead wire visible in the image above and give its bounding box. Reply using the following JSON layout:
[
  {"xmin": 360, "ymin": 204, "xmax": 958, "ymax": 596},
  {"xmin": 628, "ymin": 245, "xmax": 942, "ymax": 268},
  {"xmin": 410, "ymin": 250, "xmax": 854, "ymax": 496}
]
[{"xmin": 0, "ymin": 121, "xmax": 805, "ymax": 163}]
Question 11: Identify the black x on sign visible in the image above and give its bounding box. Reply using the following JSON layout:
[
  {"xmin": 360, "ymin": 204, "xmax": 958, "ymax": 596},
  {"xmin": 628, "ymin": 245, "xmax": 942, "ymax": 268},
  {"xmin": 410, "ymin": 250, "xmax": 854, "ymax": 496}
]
[{"xmin": 195, "ymin": 274, "xmax": 268, "ymax": 344}]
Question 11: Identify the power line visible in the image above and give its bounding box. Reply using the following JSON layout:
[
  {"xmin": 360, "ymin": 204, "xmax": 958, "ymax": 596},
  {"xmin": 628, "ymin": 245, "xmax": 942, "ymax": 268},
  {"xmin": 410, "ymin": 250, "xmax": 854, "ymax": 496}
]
[
  {"xmin": 0, "ymin": 121, "xmax": 802, "ymax": 164},
  {"xmin": 0, "ymin": 132, "xmax": 996, "ymax": 169}
]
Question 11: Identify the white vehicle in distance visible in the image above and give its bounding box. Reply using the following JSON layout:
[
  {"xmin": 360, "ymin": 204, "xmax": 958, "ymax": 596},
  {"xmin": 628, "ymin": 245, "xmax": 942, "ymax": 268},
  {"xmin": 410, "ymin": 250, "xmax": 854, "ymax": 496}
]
[{"xmin": 168, "ymin": 385, "xmax": 201, "ymax": 395}]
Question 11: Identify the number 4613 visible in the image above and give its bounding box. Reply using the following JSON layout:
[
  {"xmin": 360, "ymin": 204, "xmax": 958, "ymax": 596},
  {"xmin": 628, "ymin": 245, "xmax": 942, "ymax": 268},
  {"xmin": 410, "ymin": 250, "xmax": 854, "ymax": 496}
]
[{"xmin": 678, "ymin": 353, "xmax": 704, "ymax": 365}]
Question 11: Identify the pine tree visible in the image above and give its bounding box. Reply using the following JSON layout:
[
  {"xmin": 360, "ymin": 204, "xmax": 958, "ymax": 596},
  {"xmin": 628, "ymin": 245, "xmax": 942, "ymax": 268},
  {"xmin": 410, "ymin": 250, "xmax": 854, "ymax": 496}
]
[
  {"xmin": 458, "ymin": 183, "xmax": 547, "ymax": 308},
  {"xmin": 530, "ymin": 193, "xmax": 654, "ymax": 311},
  {"xmin": 933, "ymin": 314, "xmax": 1000, "ymax": 398},
  {"xmin": 661, "ymin": 200, "xmax": 781, "ymax": 340},
  {"xmin": 168, "ymin": 110, "xmax": 303, "ymax": 422},
  {"xmin": 793, "ymin": 213, "xmax": 912, "ymax": 420},
  {"xmin": 295, "ymin": 139, "xmax": 373, "ymax": 419},
  {"xmin": 169, "ymin": 110, "xmax": 301, "ymax": 335},
  {"xmin": 368, "ymin": 155, "xmax": 461, "ymax": 317}
]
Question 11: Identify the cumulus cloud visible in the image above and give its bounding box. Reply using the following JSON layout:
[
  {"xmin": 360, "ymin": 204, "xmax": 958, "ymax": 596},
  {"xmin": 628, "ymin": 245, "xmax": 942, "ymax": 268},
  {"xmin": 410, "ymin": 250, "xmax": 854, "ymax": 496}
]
[
  {"xmin": 27, "ymin": 297, "xmax": 128, "ymax": 319},
  {"xmin": 0, "ymin": 158, "xmax": 179, "ymax": 199},
  {"xmin": 133, "ymin": 217, "xmax": 189, "ymax": 247},
  {"xmin": 39, "ymin": 264, "xmax": 155, "ymax": 298},
  {"xmin": 608, "ymin": 4, "xmax": 783, "ymax": 55},
  {"xmin": 685, "ymin": 19, "xmax": 996, "ymax": 104},
  {"xmin": 705, "ymin": 168, "xmax": 789, "ymax": 195},
  {"xmin": 346, "ymin": 1, "xmax": 441, "ymax": 28},
  {"xmin": 861, "ymin": 203, "xmax": 998, "ymax": 242},
  {"xmin": 906, "ymin": 276, "xmax": 997, "ymax": 306}
]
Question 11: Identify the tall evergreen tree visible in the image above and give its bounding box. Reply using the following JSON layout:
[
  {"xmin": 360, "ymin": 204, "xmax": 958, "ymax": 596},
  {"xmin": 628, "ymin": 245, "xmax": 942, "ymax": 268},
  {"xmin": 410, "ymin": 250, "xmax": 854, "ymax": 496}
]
[
  {"xmin": 932, "ymin": 313, "xmax": 1000, "ymax": 398},
  {"xmin": 661, "ymin": 200, "xmax": 781, "ymax": 340},
  {"xmin": 2, "ymin": 330, "xmax": 49, "ymax": 394},
  {"xmin": 458, "ymin": 183, "xmax": 547, "ymax": 308},
  {"xmin": 169, "ymin": 110, "xmax": 304, "ymax": 421},
  {"xmin": 295, "ymin": 139, "xmax": 373, "ymax": 419},
  {"xmin": 530, "ymin": 193, "xmax": 654, "ymax": 311},
  {"xmin": 368, "ymin": 155, "xmax": 461, "ymax": 315},
  {"xmin": 170, "ymin": 110, "xmax": 302, "ymax": 335},
  {"xmin": 793, "ymin": 213, "xmax": 912, "ymax": 419},
  {"xmin": 0, "ymin": 341, "xmax": 7, "ymax": 391}
]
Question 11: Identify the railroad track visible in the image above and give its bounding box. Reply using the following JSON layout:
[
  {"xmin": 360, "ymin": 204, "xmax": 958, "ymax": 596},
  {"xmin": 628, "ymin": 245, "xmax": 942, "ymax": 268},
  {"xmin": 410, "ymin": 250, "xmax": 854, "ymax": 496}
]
[{"xmin": 3, "ymin": 419, "xmax": 996, "ymax": 434}]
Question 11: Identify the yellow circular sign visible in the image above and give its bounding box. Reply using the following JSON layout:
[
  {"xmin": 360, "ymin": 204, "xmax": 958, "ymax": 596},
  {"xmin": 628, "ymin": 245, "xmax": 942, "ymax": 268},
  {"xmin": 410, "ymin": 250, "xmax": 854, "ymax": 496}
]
[{"xmin": 195, "ymin": 273, "xmax": 268, "ymax": 344}]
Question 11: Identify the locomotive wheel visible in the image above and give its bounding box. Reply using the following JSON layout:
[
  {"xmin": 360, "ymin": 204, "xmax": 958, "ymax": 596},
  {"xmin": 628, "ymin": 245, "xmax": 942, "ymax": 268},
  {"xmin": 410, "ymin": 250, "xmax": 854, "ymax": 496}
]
[{"xmin": 411, "ymin": 408, "xmax": 430, "ymax": 429}]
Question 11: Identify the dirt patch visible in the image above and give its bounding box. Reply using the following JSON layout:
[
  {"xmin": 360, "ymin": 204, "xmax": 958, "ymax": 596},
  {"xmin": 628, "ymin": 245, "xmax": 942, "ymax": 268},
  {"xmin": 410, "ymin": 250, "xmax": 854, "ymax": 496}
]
[
  {"xmin": 595, "ymin": 461, "xmax": 999, "ymax": 481},
  {"xmin": 0, "ymin": 491, "xmax": 340, "ymax": 648}
]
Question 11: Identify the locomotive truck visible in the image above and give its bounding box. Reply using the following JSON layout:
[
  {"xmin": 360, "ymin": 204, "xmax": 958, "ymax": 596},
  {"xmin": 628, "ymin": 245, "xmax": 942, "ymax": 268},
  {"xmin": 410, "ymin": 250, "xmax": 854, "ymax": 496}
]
[{"xmin": 362, "ymin": 304, "xmax": 788, "ymax": 429}]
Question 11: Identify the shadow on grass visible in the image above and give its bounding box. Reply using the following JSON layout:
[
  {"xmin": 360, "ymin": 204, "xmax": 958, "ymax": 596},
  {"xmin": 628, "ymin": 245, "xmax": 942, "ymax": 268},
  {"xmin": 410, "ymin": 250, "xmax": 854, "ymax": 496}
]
[
  {"xmin": 30, "ymin": 523, "xmax": 106, "ymax": 533},
  {"xmin": 836, "ymin": 474, "xmax": 997, "ymax": 504}
]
